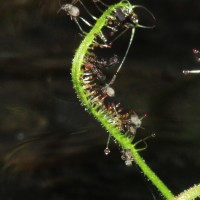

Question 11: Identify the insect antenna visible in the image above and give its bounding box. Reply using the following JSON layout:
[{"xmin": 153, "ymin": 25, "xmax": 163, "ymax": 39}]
[
  {"xmin": 57, "ymin": 0, "xmax": 63, "ymax": 13},
  {"xmin": 109, "ymin": 27, "xmax": 136, "ymax": 85}
]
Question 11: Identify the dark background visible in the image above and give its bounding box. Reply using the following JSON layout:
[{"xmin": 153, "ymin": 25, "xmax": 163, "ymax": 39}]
[{"xmin": 0, "ymin": 0, "xmax": 200, "ymax": 199}]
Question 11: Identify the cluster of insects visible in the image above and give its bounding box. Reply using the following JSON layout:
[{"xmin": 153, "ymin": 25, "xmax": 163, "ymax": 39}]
[{"xmin": 60, "ymin": 0, "xmax": 155, "ymax": 165}]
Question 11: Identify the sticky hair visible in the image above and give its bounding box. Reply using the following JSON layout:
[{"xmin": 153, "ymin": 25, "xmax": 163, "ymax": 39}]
[{"xmin": 72, "ymin": 2, "xmax": 135, "ymax": 142}]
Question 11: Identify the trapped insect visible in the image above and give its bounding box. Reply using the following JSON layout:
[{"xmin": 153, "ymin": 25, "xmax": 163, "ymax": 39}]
[
  {"xmin": 58, "ymin": 0, "xmax": 107, "ymax": 34},
  {"xmin": 57, "ymin": 0, "xmax": 81, "ymax": 19},
  {"xmin": 67, "ymin": 0, "xmax": 155, "ymax": 164}
]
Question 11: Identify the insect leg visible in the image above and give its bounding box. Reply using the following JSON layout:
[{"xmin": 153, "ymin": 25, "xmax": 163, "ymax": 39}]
[
  {"xmin": 79, "ymin": 17, "xmax": 93, "ymax": 27},
  {"xmin": 93, "ymin": 0, "xmax": 109, "ymax": 7},
  {"xmin": 74, "ymin": 17, "xmax": 87, "ymax": 34},
  {"xmin": 57, "ymin": 0, "xmax": 62, "ymax": 13},
  {"xmin": 79, "ymin": 15, "xmax": 108, "ymax": 44},
  {"xmin": 78, "ymin": 0, "xmax": 97, "ymax": 20},
  {"xmin": 109, "ymin": 27, "xmax": 135, "ymax": 85},
  {"xmin": 93, "ymin": 2, "xmax": 104, "ymax": 13},
  {"xmin": 93, "ymin": 0, "xmax": 109, "ymax": 13}
]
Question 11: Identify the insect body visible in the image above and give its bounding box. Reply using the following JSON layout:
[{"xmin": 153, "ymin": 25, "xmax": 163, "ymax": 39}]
[
  {"xmin": 121, "ymin": 149, "xmax": 134, "ymax": 166},
  {"xmin": 58, "ymin": 3, "xmax": 80, "ymax": 19},
  {"xmin": 58, "ymin": 0, "xmax": 98, "ymax": 33}
]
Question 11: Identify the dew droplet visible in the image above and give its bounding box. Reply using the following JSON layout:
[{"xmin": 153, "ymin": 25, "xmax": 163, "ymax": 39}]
[{"xmin": 104, "ymin": 147, "xmax": 110, "ymax": 155}]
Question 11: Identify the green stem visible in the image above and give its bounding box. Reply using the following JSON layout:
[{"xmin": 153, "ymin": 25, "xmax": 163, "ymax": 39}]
[
  {"xmin": 71, "ymin": 1, "xmax": 174, "ymax": 199},
  {"xmin": 131, "ymin": 146, "xmax": 174, "ymax": 199},
  {"xmin": 174, "ymin": 184, "xmax": 200, "ymax": 200}
]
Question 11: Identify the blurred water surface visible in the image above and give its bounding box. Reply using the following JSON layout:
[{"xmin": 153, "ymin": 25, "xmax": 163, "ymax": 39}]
[{"xmin": 0, "ymin": 0, "xmax": 200, "ymax": 199}]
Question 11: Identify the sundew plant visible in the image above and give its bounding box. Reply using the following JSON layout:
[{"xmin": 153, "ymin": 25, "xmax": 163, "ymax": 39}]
[{"xmin": 61, "ymin": 0, "xmax": 200, "ymax": 199}]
